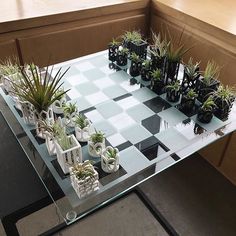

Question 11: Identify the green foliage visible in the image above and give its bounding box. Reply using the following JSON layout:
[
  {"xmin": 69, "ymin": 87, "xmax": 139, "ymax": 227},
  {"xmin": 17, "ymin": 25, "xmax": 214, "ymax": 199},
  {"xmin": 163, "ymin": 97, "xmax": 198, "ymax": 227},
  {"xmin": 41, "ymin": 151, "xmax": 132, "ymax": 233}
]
[
  {"xmin": 74, "ymin": 114, "xmax": 89, "ymax": 129},
  {"xmin": 203, "ymin": 60, "xmax": 221, "ymax": 85},
  {"xmin": 53, "ymin": 88, "xmax": 65, "ymax": 101},
  {"xmin": 0, "ymin": 58, "xmax": 20, "ymax": 76},
  {"xmin": 63, "ymin": 102, "xmax": 78, "ymax": 116},
  {"xmin": 122, "ymin": 30, "xmax": 143, "ymax": 44},
  {"xmin": 109, "ymin": 38, "xmax": 120, "ymax": 47},
  {"xmin": 201, "ymin": 97, "xmax": 216, "ymax": 111},
  {"xmin": 185, "ymin": 89, "xmax": 198, "ymax": 99},
  {"xmin": 166, "ymin": 80, "xmax": 181, "ymax": 91},
  {"xmin": 38, "ymin": 119, "xmax": 64, "ymax": 138},
  {"xmin": 90, "ymin": 130, "xmax": 105, "ymax": 144},
  {"xmin": 106, "ymin": 148, "xmax": 118, "ymax": 159},
  {"xmin": 184, "ymin": 57, "xmax": 200, "ymax": 79},
  {"xmin": 130, "ymin": 52, "xmax": 140, "ymax": 63},
  {"xmin": 11, "ymin": 64, "xmax": 70, "ymax": 113},
  {"xmin": 71, "ymin": 161, "xmax": 96, "ymax": 180},
  {"xmin": 151, "ymin": 69, "xmax": 162, "ymax": 81},
  {"xmin": 142, "ymin": 60, "xmax": 151, "ymax": 70},
  {"xmin": 150, "ymin": 31, "xmax": 169, "ymax": 58},
  {"xmin": 56, "ymin": 132, "xmax": 74, "ymax": 151},
  {"xmin": 119, "ymin": 47, "xmax": 129, "ymax": 56}
]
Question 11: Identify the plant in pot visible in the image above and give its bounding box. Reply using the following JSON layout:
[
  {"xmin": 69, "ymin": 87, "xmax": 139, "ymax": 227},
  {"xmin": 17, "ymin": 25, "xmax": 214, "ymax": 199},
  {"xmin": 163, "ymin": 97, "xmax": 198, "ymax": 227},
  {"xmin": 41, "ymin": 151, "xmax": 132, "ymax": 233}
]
[
  {"xmin": 140, "ymin": 59, "xmax": 152, "ymax": 81},
  {"xmin": 197, "ymin": 96, "xmax": 216, "ymax": 123},
  {"xmin": 116, "ymin": 47, "xmax": 129, "ymax": 67},
  {"xmin": 181, "ymin": 58, "xmax": 201, "ymax": 93},
  {"xmin": 211, "ymin": 85, "xmax": 236, "ymax": 120},
  {"xmin": 101, "ymin": 146, "xmax": 119, "ymax": 173},
  {"xmin": 180, "ymin": 89, "xmax": 198, "ymax": 112},
  {"xmin": 150, "ymin": 32, "xmax": 169, "ymax": 73},
  {"xmin": 63, "ymin": 102, "xmax": 78, "ymax": 127},
  {"xmin": 52, "ymin": 88, "xmax": 67, "ymax": 114},
  {"xmin": 108, "ymin": 38, "xmax": 120, "ymax": 62},
  {"xmin": 11, "ymin": 64, "xmax": 70, "ymax": 138},
  {"xmin": 54, "ymin": 128, "xmax": 82, "ymax": 174},
  {"xmin": 129, "ymin": 52, "xmax": 141, "ymax": 77},
  {"xmin": 88, "ymin": 130, "xmax": 105, "ymax": 157},
  {"xmin": 74, "ymin": 114, "xmax": 91, "ymax": 142},
  {"xmin": 69, "ymin": 160, "xmax": 99, "ymax": 199},
  {"xmin": 150, "ymin": 69, "xmax": 165, "ymax": 94},
  {"xmin": 196, "ymin": 60, "xmax": 220, "ymax": 102},
  {"xmin": 165, "ymin": 80, "xmax": 181, "ymax": 102}
]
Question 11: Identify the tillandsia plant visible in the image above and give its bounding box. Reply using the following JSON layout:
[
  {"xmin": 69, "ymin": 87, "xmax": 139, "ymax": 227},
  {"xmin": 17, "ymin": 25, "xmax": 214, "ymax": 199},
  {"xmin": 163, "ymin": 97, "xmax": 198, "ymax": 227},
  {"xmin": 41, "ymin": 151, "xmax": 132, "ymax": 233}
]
[
  {"xmin": 108, "ymin": 38, "xmax": 120, "ymax": 62},
  {"xmin": 90, "ymin": 130, "xmax": 105, "ymax": 144},
  {"xmin": 129, "ymin": 52, "xmax": 141, "ymax": 77},
  {"xmin": 184, "ymin": 89, "xmax": 198, "ymax": 99},
  {"xmin": 56, "ymin": 129, "xmax": 74, "ymax": 151},
  {"xmin": 71, "ymin": 161, "xmax": 96, "ymax": 180},
  {"xmin": 88, "ymin": 130, "xmax": 106, "ymax": 157},
  {"xmin": 74, "ymin": 114, "xmax": 89, "ymax": 129},
  {"xmin": 11, "ymin": 64, "xmax": 70, "ymax": 113},
  {"xmin": 0, "ymin": 57, "xmax": 20, "ymax": 76},
  {"xmin": 150, "ymin": 69, "xmax": 164, "ymax": 94},
  {"xmin": 130, "ymin": 52, "xmax": 140, "ymax": 63},
  {"xmin": 197, "ymin": 96, "xmax": 216, "ymax": 123},
  {"xmin": 202, "ymin": 60, "xmax": 221, "ymax": 85},
  {"xmin": 101, "ymin": 146, "xmax": 120, "ymax": 173},
  {"xmin": 151, "ymin": 69, "xmax": 162, "ymax": 81},
  {"xmin": 165, "ymin": 80, "xmax": 181, "ymax": 102},
  {"xmin": 105, "ymin": 148, "xmax": 118, "ymax": 160},
  {"xmin": 201, "ymin": 97, "xmax": 216, "ymax": 111},
  {"xmin": 150, "ymin": 31, "xmax": 169, "ymax": 58},
  {"xmin": 63, "ymin": 102, "xmax": 78, "ymax": 116},
  {"xmin": 38, "ymin": 119, "xmax": 64, "ymax": 138},
  {"xmin": 122, "ymin": 30, "xmax": 143, "ymax": 46},
  {"xmin": 141, "ymin": 59, "xmax": 152, "ymax": 81},
  {"xmin": 180, "ymin": 89, "xmax": 198, "ymax": 112},
  {"xmin": 108, "ymin": 38, "xmax": 120, "ymax": 47},
  {"xmin": 116, "ymin": 47, "xmax": 129, "ymax": 66}
]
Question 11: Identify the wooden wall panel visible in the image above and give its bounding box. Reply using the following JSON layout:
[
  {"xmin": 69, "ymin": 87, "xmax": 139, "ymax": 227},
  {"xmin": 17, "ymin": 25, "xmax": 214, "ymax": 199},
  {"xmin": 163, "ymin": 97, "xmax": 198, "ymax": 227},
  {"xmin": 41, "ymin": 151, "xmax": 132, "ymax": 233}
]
[
  {"xmin": 18, "ymin": 15, "xmax": 147, "ymax": 67},
  {"xmin": 0, "ymin": 40, "xmax": 19, "ymax": 62}
]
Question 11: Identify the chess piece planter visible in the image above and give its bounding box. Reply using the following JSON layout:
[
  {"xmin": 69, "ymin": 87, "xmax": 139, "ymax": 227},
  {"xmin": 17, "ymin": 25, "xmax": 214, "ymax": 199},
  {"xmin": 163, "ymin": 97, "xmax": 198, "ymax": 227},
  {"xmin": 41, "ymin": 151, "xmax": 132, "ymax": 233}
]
[
  {"xmin": 20, "ymin": 100, "xmax": 35, "ymax": 125},
  {"xmin": 55, "ymin": 134, "xmax": 83, "ymax": 174},
  {"xmin": 116, "ymin": 49, "xmax": 128, "ymax": 67},
  {"xmin": 101, "ymin": 146, "xmax": 119, "ymax": 173},
  {"xmin": 151, "ymin": 53, "xmax": 166, "ymax": 72},
  {"xmin": 140, "ymin": 60, "xmax": 151, "ymax": 81},
  {"xmin": 45, "ymin": 132, "xmax": 57, "ymax": 156},
  {"xmin": 150, "ymin": 69, "xmax": 164, "ymax": 95},
  {"xmin": 52, "ymin": 96, "xmax": 67, "ymax": 114},
  {"xmin": 108, "ymin": 41, "xmax": 119, "ymax": 62},
  {"xmin": 180, "ymin": 89, "xmax": 198, "ymax": 112},
  {"xmin": 88, "ymin": 131, "xmax": 105, "ymax": 157},
  {"xmin": 197, "ymin": 98, "xmax": 216, "ymax": 123},
  {"xmin": 130, "ymin": 41, "xmax": 148, "ymax": 59},
  {"xmin": 164, "ymin": 60, "xmax": 180, "ymax": 85},
  {"xmin": 75, "ymin": 118, "xmax": 91, "ymax": 142},
  {"xmin": 129, "ymin": 53, "xmax": 141, "ymax": 77},
  {"xmin": 69, "ymin": 160, "xmax": 99, "ymax": 199},
  {"xmin": 166, "ymin": 81, "xmax": 181, "ymax": 103}
]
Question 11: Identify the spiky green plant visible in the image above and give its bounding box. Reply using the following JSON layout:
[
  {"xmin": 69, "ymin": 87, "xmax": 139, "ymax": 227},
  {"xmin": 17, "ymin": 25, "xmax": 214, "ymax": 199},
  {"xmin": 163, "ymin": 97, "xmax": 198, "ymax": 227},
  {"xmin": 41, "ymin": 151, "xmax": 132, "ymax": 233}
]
[
  {"xmin": 122, "ymin": 30, "xmax": 143, "ymax": 44},
  {"xmin": 106, "ymin": 148, "xmax": 118, "ymax": 159},
  {"xmin": 151, "ymin": 69, "xmax": 162, "ymax": 81},
  {"xmin": 166, "ymin": 80, "xmax": 181, "ymax": 91},
  {"xmin": 203, "ymin": 60, "xmax": 221, "ymax": 85},
  {"xmin": 74, "ymin": 114, "xmax": 89, "ymax": 129},
  {"xmin": 150, "ymin": 31, "xmax": 169, "ymax": 58},
  {"xmin": 53, "ymin": 88, "xmax": 65, "ymax": 101},
  {"xmin": 11, "ymin": 64, "xmax": 70, "ymax": 113},
  {"xmin": 142, "ymin": 60, "xmax": 151, "ymax": 70},
  {"xmin": 109, "ymin": 38, "xmax": 120, "ymax": 47},
  {"xmin": 90, "ymin": 130, "xmax": 105, "ymax": 144},
  {"xmin": 119, "ymin": 47, "xmax": 129, "ymax": 56},
  {"xmin": 0, "ymin": 58, "xmax": 20, "ymax": 76},
  {"xmin": 184, "ymin": 57, "xmax": 200, "ymax": 79},
  {"xmin": 130, "ymin": 52, "xmax": 140, "ymax": 63},
  {"xmin": 63, "ymin": 102, "xmax": 78, "ymax": 116},
  {"xmin": 185, "ymin": 89, "xmax": 198, "ymax": 99},
  {"xmin": 201, "ymin": 97, "xmax": 216, "ymax": 111},
  {"xmin": 71, "ymin": 161, "xmax": 96, "ymax": 180},
  {"xmin": 56, "ymin": 131, "xmax": 74, "ymax": 151},
  {"xmin": 38, "ymin": 119, "xmax": 64, "ymax": 138}
]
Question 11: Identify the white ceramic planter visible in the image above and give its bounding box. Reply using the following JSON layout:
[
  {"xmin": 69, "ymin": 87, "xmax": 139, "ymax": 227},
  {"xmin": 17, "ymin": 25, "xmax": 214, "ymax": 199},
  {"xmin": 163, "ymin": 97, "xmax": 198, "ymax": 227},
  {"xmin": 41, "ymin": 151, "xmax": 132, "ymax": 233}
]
[
  {"xmin": 45, "ymin": 133, "xmax": 57, "ymax": 156},
  {"xmin": 101, "ymin": 146, "xmax": 120, "ymax": 173},
  {"xmin": 34, "ymin": 107, "xmax": 55, "ymax": 139},
  {"xmin": 69, "ymin": 160, "xmax": 99, "ymax": 199},
  {"xmin": 52, "ymin": 96, "xmax": 67, "ymax": 114},
  {"xmin": 55, "ymin": 134, "xmax": 83, "ymax": 174},
  {"xmin": 64, "ymin": 112, "xmax": 77, "ymax": 127},
  {"xmin": 88, "ymin": 139, "xmax": 105, "ymax": 157},
  {"xmin": 75, "ymin": 119, "xmax": 91, "ymax": 142},
  {"xmin": 20, "ymin": 100, "xmax": 35, "ymax": 125}
]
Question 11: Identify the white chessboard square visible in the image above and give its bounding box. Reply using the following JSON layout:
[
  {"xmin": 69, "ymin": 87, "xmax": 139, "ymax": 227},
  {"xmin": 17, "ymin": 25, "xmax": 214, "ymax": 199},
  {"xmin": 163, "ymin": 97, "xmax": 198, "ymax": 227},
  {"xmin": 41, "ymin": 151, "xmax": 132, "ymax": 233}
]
[
  {"xmin": 116, "ymin": 96, "xmax": 140, "ymax": 110},
  {"xmin": 108, "ymin": 113, "xmax": 136, "ymax": 131},
  {"xmin": 84, "ymin": 110, "xmax": 104, "ymax": 124},
  {"xmin": 107, "ymin": 133, "xmax": 126, "ymax": 147},
  {"xmin": 120, "ymin": 80, "xmax": 140, "ymax": 92},
  {"xmin": 85, "ymin": 91, "xmax": 109, "ymax": 106},
  {"xmin": 93, "ymin": 77, "xmax": 115, "ymax": 89},
  {"xmin": 75, "ymin": 61, "xmax": 95, "ymax": 72},
  {"xmin": 66, "ymin": 74, "xmax": 88, "ymax": 86},
  {"xmin": 67, "ymin": 87, "xmax": 81, "ymax": 100}
]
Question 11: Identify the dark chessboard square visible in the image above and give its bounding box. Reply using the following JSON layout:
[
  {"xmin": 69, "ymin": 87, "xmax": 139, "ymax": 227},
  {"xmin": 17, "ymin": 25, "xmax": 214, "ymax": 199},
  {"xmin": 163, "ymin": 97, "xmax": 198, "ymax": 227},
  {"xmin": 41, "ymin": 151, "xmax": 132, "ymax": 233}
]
[
  {"xmin": 80, "ymin": 106, "xmax": 96, "ymax": 115},
  {"xmin": 14, "ymin": 105, "xmax": 23, "ymax": 117},
  {"xmin": 135, "ymin": 136, "xmax": 169, "ymax": 161},
  {"xmin": 144, "ymin": 97, "xmax": 171, "ymax": 113},
  {"xmin": 116, "ymin": 141, "xmax": 132, "ymax": 152},
  {"xmin": 30, "ymin": 129, "xmax": 45, "ymax": 145},
  {"xmin": 51, "ymin": 159, "xmax": 69, "ymax": 180},
  {"xmin": 141, "ymin": 114, "xmax": 170, "ymax": 135},
  {"xmin": 176, "ymin": 104, "xmax": 199, "ymax": 117},
  {"xmin": 171, "ymin": 153, "xmax": 181, "ymax": 161},
  {"xmin": 94, "ymin": 162, "xmax": 127, "ymax": 186},
  {"xmin": 113, "ymin": 93, "xmax": 132, "ymax": 102}
]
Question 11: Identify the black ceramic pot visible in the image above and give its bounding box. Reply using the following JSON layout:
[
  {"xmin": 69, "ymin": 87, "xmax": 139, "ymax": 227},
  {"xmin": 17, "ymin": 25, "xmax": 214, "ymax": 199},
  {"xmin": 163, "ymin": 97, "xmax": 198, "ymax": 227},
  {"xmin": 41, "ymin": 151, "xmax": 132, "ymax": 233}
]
[
  {"xmin": 141, "ymin": 67, "xmax": 151, "ymax": 81},
  {"xmin": 116, "ymin": 52, "xmax": 128, "ymax": 66},
  {"xmin": 181, "ymin": 67, "xmax": 200, "ymax": 93},
  {"xmin": 130, "ymin": 41, "xmax": 148, "ymax": 59},
  {"xmin": 108, "ymin": 45, "xmax": 119, "ymax": 62},
  {"xmin": 130, "ymin": 61, "xmax": 141, "ymax": 77},
  {"xmin": 151, "ymin": 54, "xmax": 166, "ymax": 72},
  {"xmin": 151, "ymin": 79, "xmax": 164, "ymax": 94},
  {"xmin": 197, "ymin": 108, "xmax": 213, "ymax": 123},
  {"xmin": 214, "ymin": 97, "xmax": 235, "ymax": 120},
  {"xmin": 164, "ymin": 60, "xmax": 180, "ymax": 85},
  {"xmin": 180, "ymin": 96, "xmax": 196, "ymax": 112},
  {"xmin": 166, "ymin": 89, "xmax": 180, "ymax": 102}
]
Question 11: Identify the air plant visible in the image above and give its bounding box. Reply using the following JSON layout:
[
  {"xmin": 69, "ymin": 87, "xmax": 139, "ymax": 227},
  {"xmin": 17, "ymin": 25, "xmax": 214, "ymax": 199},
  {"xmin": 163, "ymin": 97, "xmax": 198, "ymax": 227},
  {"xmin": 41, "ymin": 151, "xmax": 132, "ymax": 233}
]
[{"xmin": 202, "ymin": 60, "xmax": 221, "ymax": 85}]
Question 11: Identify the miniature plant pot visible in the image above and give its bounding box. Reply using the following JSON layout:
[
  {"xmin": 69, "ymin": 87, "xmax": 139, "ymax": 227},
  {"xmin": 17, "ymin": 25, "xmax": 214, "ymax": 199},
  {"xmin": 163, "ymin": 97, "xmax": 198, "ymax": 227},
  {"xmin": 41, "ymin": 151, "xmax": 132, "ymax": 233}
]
[
  {"xmin": 101, "ymin": 146, "xmax": 120, "ymax": 173},
  {"xmin": 108, "ymin": 45, "xmax": 119, "ymax": 62},
  {"xmin": 151, "ymin": 54, "xmax": 166, "ymax": 72},
  {"xmin": 180, "ymin": 96, "xmax": 196, "ymax": 112},
  {"xmin": 214, "ymin": 97, "xmax": 235, "ymax": 120},
  {"xmin": 52, "ymin": 96, "xmax": 67, "ymax": 114},
  {"xmin": 151, "ymin": 80, "xmax": 164, "ymax": 95},
  {"xmin": 116, "ymin": 53, "xmax": 128, "ymax": 66},
  {"xmin": 34, "ymin": 107, "xmax": 55, "ymax": 139},
  {"xmin": 129, "ymin": 61, "xmax": 141, "ymax": 77},
  {"xmin": 20, "ymin": 100, "xmax": 35, "ymax": 125},
  {"xmin": 75, "ymin": 119, "xmax": 91, "ymax": 142},
  {"xmin": 69, "ymin": 161, "xmax": 99, "ymax": 199},
  {"xmin": 55, "ymin": 134, "xmax": 83, "ymax": 174},
  {"xmin": 164, "ymin": 60, "xmax": 180, "ymax": 84},
  {"xmin": 45, "ymin": 132, "xmax": 57, "ymax": 156},
  {"xmin": 130, "ymin": 41, "xmax": 148, "ymax": 59},
  {"xmin": 181, "ymin": 67, "xmax": 200, "ymax": 94},
  {"xmin": 197, "ymin": 108, "xmax": 214, "ymax": 123},
  {"xmin": 64, "ymin": 112, "xmax": 77, "ymax": 127},
  {"xmin": 196, "ymin": 77, "xmax": 220, "ymax": 103},
  {"xmin": 166, "ymin": 89, "xmax": 180, "ymax": 102},
  {"xmin": 88, "ymin": 139, "xmax": 105, "ymax": 157},
  {"xmin": 140, "ymin": 67, "xmax": 151, "ymax": 81}
]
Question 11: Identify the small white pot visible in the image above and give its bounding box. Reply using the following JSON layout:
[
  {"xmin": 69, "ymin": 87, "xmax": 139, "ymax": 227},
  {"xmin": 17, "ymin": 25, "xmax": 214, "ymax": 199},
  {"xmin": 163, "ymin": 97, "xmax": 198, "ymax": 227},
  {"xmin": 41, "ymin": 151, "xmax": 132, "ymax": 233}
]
[
  {"xmin": 52, "ymin": 97, "xmax": 67, "ymax": 114},
  {"xmin": 101, "ymin": 146, "xmax": 119, "ymax": 173},
  {"xmin": 88, "ymin": 139, "xmax": 105, "ymax": 157},
  {"xmin": 55, "ymin": 134, "xmax": 83, "ymax": 174},
  {"xmin": 75, "ymin": 119, "xmax": 91, "ymax": 142},
  {"xmin": 45, "ymin": 133, "xmax": 57, "ymax": 156},
  {"xmin": 63, "ymin": 112, "xmax": 77, "ymax": 127},
  {"xmin": 69, "ymin": 160, "xmax": 99, "ymax": 199},
  {"xmin": 19, "ymin": 100, "xmax": 35, "ymax": 125}
]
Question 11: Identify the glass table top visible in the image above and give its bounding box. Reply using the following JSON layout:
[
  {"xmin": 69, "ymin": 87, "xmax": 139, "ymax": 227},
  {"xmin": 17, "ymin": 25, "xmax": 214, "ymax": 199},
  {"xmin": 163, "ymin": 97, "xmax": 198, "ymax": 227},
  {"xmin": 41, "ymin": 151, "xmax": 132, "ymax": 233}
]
[{"xmin": 1, "ymin": 50, "xmax": 236, "ymax": 224}]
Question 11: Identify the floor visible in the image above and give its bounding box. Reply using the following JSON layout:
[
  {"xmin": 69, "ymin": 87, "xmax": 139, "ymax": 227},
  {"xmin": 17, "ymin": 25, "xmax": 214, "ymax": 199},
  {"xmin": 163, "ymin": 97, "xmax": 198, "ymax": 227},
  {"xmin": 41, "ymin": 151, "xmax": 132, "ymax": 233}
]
[{"xmin": 2, "ymin": 153, "xmax": 235, "ymax": 236}]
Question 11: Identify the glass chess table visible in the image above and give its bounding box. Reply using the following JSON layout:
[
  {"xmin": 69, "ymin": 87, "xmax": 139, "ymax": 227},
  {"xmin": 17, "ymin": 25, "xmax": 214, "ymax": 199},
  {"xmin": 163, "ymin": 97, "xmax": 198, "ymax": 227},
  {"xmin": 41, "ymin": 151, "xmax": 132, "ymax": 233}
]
[{"xmin": 1, "ymin": 50, "xmax": 236, "ymax": 228}]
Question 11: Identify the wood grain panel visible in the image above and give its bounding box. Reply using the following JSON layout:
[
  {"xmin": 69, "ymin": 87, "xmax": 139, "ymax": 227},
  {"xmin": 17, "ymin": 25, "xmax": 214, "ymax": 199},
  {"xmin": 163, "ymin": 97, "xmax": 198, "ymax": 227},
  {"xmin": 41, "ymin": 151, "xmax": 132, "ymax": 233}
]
[
  {"xmin": 18, "ymin": 15, "xmax": 147, "ymax": 66},
  {"xmin": 0, "ymin": 40, "xmax": 19, "ymax": 62}
]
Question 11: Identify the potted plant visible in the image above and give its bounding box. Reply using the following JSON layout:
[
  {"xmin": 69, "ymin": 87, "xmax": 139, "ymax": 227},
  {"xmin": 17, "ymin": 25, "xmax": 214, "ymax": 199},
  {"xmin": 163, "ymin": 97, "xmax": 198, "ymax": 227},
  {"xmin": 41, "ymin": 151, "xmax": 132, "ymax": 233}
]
[
  {"xmin": 63, "ymin": 102, "xmax": 78, "ymax": 127},
  {"xmin": 140, "ymin": 60, "xmax": 152, "ymax": 81},
  {"xmin": 11, "ymin": 64, "xmax": 70, "ymax": 138},
  {"xmin": 88, "ymin": 130, "xmax": 105, "ymax": 157},
  {"xmin": 180, "ymin": 89, "xmax": 198, "ymax": 112},
  {"xmin": 197, "ymin": 96, "xmax": 216, "ymax": 123},
  {"xmin": 101, "ymin": 146, "xmax": 119, "ymax": 173},
  {"xmin": 52, "ymin": 88, "xmax": 67, "ymax": 114},
  {"xmin": 108, "ymin": 38, "xmax": 120, "ymax": 62},
  {"xmin": 74, "ymin": 114, "xmax": 91, "ymax": 142},
  {"xmin": 69, "ymin": 160, "xmax": 99, "ymax": 199},
  {"xmin": 165, "ymin": 80, "xmax": 181, "ymax": 102},
  {"xmin": 55, "ymin": 128, "xmax": 83, "ymax": 174},
  {"xmin": 129, "ymin": 52, "xmax": 141, "ymax": 77},
  {"xmin": 181, "ymin": 58, "xmax": 201, "ymax": 93},
  {"xmin": 150, "ymin": 69, "xmax": 164, "ymax": 94},
  {"xmin": 211, "ymin": 85, "xmax": 235, "ymax": 119},
  {"xmin": 116, "ymin": 47, "xmax": 129, "ymax": 67},
  {"xmin": 196, "ymin": 60, "xmax": 220, "ymax": 102}
]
